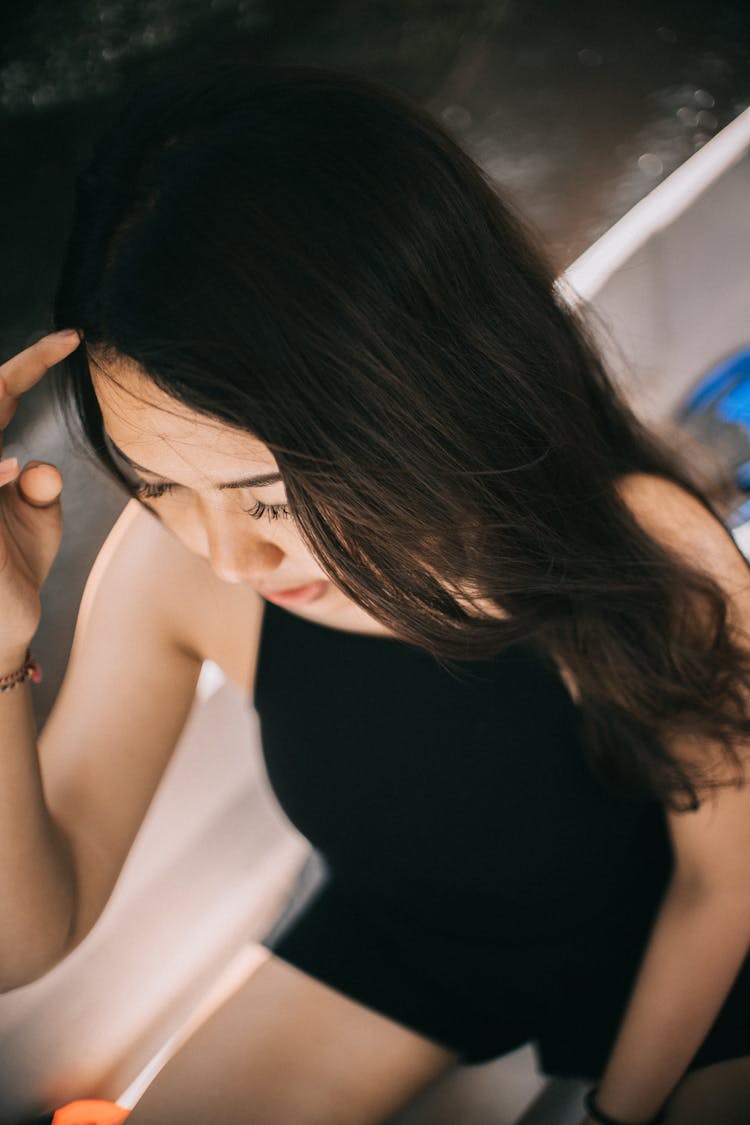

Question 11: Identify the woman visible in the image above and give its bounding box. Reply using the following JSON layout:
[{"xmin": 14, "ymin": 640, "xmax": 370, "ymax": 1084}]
[{"xmin": 2, "ymin": 61, "xmax": 750, "ymax": 1125}]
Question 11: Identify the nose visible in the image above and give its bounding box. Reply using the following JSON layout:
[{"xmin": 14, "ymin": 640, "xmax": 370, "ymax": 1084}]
[{"xmin": 203, "ymin": 507, "xmax": 284, "ymax": 584}]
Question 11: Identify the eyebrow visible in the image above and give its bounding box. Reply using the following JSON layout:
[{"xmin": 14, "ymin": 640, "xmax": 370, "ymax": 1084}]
[{"xmin": 105, "ymin": 436, "xmax": 284, "ymax": 490}]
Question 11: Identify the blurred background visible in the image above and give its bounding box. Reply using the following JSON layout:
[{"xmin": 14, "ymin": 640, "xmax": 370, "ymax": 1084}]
[{"xmin": 3, "ymin": 1, "xmax": 750, "ymax": 302}]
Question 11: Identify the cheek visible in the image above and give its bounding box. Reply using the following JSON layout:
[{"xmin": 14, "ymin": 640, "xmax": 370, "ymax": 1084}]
[
  {"xmin": 271, "ymin": 517, "xmax": 330, "ymax": 574},
  {"xmin": 140, "ymin": 500, "xmax": 208, "ymax": 557},
  {"xmin": 275, "ymin": 520, "xmax": 316, "ymax": 560}
]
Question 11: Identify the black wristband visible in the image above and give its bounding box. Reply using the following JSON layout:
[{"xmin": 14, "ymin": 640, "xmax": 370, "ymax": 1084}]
[{"xmin": 584, "ymin": 1088, "xmax": 668, "ymax": 1125}]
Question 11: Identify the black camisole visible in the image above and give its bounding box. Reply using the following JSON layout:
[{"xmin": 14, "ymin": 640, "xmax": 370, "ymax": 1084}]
[{"xmin": 255, "ymin": 599, "xmax": 750, "ymax": 1076}]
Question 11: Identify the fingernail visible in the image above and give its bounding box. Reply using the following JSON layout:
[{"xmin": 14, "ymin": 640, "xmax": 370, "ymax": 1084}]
[
  {"xmin": 0, "ymin": 457, "xmax": 18, "ymax": 473},
  {"xmin": 52, "ymin": 328, "xmax": 80, "ymax": 340}
]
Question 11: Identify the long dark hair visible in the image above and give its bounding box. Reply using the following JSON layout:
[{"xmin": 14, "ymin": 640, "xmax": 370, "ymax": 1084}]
[{"xmin": 53, "ymin": 60, "xmax": 750, "ymax": 811}]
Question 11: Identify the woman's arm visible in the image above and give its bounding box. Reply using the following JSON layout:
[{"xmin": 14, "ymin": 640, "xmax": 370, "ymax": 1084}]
[
  {"xmin": 0, "ymin": 650, "xmax": 78, "ymax": 990},
  {"xmin": 1, "ymin": 501, "xmax": 212, "ymax": 989},
  {"xmin": 590, "ymin": 804, "xmax": 750, "ymax": 1122},
  {"xmin": 585, "ymin": 475, "xmax": 750, "ymax": 1122}
]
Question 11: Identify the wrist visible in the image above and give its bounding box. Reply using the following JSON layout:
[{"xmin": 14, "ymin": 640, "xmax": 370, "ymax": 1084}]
[
  {"xmin": 0, "ymin": 649, "xmax": 42, "ymax": 691},
  {"xmin": 584, "ymin": 1088, "xmax": 669, "ymax": 1125},
  {"xmin": 0, "ymin": 649, "xmax": 30, "ymax": 673}
]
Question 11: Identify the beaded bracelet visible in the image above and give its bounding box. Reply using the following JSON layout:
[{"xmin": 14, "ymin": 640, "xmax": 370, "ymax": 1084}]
[
  {"xmin": 584, "ymin": 1088, "xmax": 668, "ymax": 1125},
  {"xmin": 0, "ymin": 650, "xmax": 42, "ymax": 692}
]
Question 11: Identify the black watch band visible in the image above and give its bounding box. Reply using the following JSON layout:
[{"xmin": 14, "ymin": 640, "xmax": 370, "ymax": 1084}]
[{"xmin": 584, "ymin": 1088, "xmax": 668, "ymax": 1125}]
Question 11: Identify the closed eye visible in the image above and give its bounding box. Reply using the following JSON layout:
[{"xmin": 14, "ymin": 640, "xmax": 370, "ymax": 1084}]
[
  {"xmin": 243, "ymin": 499, "xmax": 292, "ymax": 521},
  {"xmin": 133, "ymin": 481, "xmax": 175, "ymax": 501},
  {"xmin": 133, "ymin": 481, "xmax": 291, "ymax": 521}
]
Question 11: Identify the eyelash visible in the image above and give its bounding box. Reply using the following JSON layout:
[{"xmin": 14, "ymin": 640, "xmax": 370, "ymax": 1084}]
[
  {"xmin": 245, "ymin": 499, "xmax": 291, "ymax": 521},
  {"xmin": 133, "ymin": 481, "xmax": 291, "ymax": 521}
]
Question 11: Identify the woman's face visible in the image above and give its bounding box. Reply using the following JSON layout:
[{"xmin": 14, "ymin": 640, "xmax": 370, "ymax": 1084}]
[{"xmin": 90, "ymin": 353, "xmax": 388, "ymax": 631}]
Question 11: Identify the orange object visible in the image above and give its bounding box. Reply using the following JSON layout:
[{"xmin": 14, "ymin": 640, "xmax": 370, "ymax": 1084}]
[{"xmin": 51, "ymin": 1101, "xmax": 130, "ymax": 1125}]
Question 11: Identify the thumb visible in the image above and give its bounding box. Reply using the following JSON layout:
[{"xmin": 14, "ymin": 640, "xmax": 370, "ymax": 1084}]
[{"xmin": 17, "ymin": 462, "xmax": 63, "ymax": 508}]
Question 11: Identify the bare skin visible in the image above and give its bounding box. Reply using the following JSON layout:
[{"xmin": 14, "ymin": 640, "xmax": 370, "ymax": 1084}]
[
  {"xmin": 1, "ymin": 337, "xmax": 748, "ymax": 1120},
  {"xmin": 661, "ymin": 1057, "xmax": 750, "ymax": 1124}
]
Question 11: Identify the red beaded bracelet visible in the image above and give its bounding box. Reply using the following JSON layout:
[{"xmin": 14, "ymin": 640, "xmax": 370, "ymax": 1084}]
[{"xmin": 0, "ymin": 650, "xmax": 42, "ymax": 692}]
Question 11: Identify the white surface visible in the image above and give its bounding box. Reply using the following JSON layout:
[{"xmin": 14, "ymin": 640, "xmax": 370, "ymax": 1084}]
[
  {"xmin": 561, "ymin": 109, "xmax": 750, "ymax": 425},
  {"xmin": 0, "ymin": 667, "xmax": 309, "ymax": 1123},
  {"xmin": 733, "ymin": 520, "xmax": 750, "ymax": 559},
  {"xmin": 564, "ymin": 106, "xmax": 750, "ymax": 303}
]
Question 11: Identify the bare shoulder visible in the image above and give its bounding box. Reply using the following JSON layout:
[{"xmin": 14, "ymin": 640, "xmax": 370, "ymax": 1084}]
[
  {"xmin": 111, "ymin": 500, "xmax": 264, "ymax": 694},
  {"xmin": 614, "ymin": 471, "xmax": 722, "ymax": 544},
  {"xmin": 616, "ymin": 479, "xmax": 750, "ymax": 869},
  {"xmin": 615, "ymin": 472, "xmax": 750, "ymax": 600}
]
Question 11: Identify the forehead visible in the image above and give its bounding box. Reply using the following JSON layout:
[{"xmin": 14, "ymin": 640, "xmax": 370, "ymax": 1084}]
[{"xmin": 89, "ymin": 350, "xmax": 276, "ymax": 476}]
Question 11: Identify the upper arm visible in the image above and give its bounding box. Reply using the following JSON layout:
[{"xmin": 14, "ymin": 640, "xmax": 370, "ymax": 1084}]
[
  {"xmin": 39, "ymin": 501, "xmax": 227, "ymax": 949},
  {"xmin": 616, "ymin": 472, "xmax": 750, "ymax": 612},
  {"xmin": 617, "ymin": 473, "xmax": 750, "ymax": 892}
]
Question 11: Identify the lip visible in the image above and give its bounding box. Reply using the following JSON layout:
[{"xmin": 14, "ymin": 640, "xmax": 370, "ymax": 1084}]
[{"xmin": 261, "ymin": 580, "xmax": 329, "ymax": 606}]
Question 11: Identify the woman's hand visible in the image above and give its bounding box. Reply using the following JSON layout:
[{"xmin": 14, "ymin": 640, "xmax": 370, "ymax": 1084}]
[{"xmin": 0, "ymin": 329, "xmax": 82, "ymax": 661}]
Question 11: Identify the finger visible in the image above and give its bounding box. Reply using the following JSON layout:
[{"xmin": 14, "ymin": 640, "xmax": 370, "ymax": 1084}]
[
  {"xmin": 0, "ymin": 374, "xmax": 19, "ymax": 432},
  {"xmin": 0, "ymin": 457, "xmax": 19, "ymax": 487},
  {"xmin": 16, "ymin": 462, "xmax": 63, "ymax": 508},
  {"xmin": 0, "ymin": 330, "xmax": 82, "ymax": 399}
]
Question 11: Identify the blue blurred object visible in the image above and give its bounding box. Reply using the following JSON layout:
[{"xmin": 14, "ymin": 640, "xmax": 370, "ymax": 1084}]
[
  {"xmin": 680, "ymin": 347, "xmax": 750, "ymax": 418},
  {"xmin": 679, "ymin": 347, "xmax": 750, "ymax": 527},
  {"xmin": 683, "ymin": 342, "xmax": 750, "ymax": 423}
]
